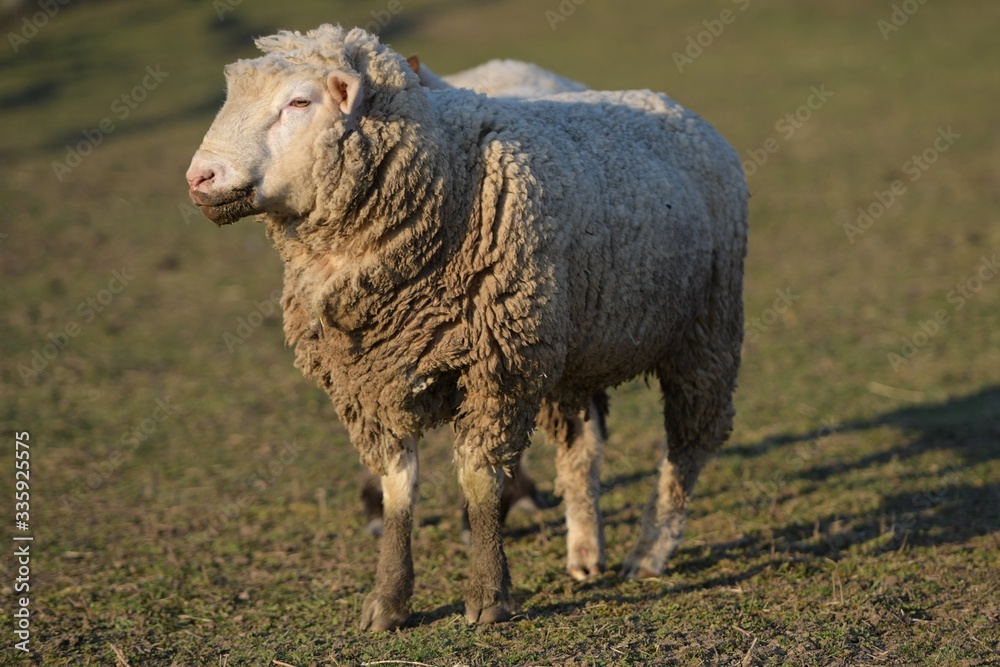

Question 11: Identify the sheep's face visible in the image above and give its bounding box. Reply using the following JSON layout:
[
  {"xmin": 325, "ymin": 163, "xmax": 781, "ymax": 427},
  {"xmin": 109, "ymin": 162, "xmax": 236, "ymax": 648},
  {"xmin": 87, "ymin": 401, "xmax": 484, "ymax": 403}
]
[{"xmin": 186, "ymin": 58, "xmax": 361, "ymax": 225}]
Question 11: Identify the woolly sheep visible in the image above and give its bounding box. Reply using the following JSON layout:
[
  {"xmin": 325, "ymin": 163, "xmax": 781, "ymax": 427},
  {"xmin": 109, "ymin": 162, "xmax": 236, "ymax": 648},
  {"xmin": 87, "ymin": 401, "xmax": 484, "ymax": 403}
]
[
  {"xmin": 186, "ymin": 25, "xmax": 748, "ymax": 631},
  {"xmin": 361, "ymin": 55, "xmax": 598, "ymax": 542}
]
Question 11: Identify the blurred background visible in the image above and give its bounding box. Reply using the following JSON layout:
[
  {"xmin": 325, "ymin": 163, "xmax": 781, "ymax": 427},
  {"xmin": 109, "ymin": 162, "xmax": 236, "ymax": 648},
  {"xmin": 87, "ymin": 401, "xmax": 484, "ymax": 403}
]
[{"xmin": 1, "ymin": 1, "xmax": 998, "ymax": 665}]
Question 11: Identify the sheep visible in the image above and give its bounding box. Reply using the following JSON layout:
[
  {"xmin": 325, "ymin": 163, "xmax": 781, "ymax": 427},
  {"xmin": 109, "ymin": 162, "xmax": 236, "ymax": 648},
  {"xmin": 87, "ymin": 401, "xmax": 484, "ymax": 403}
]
[
  {"xmin": 186, "ymin": 24, "xmax": 748, "ymax": 631},
  {"xmin": 407, "ymin": 55, "xmax": 588, "ymax": 98},
  {"xmin": 361, "ymin": 55, "xmax": 597, "ymax": 542}
]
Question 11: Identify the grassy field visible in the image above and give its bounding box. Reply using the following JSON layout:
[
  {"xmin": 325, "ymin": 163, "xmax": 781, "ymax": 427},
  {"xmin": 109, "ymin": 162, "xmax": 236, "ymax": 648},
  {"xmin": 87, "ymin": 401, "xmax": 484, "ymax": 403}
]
[{"xmin": 2, "ymin": 0, "xmax": 998, "ymax": 665}]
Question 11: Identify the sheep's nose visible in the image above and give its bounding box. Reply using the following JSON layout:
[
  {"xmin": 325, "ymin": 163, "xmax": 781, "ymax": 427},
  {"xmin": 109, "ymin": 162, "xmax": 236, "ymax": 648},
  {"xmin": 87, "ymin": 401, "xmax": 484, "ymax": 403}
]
[{"xmin": 186, "ymin": 160, "xmax": 223, "ymax": 191}]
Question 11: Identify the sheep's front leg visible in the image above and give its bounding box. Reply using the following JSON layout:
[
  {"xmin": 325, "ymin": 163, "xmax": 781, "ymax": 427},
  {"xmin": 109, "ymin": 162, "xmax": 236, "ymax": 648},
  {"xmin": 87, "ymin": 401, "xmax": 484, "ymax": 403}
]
[
  {"xmin": 459, "ymin": 462, "xmax": 515, "ymax": 624},
  {"xmin": 360, "ymin": 437, "xmax": 418, "ymax": 631}
]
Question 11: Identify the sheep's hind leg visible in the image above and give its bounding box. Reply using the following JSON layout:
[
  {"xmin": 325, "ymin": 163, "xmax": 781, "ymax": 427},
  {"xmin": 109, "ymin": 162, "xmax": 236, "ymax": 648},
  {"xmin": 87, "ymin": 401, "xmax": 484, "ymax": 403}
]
[
  {"xmin": 459, "ymin": 462, "xmax": 516, "ymax": 624},
  {"xmin": 620, "ymin": 439, "xmax": 709, "ymax": 578},
  {"xmin": 553, "ymin": 394, "xmax": 607, "ymax": 580},
  {"xmin": 360, "ymin": 438, "xmax": 418, "ymax": 631},
  {"xmin": 621, "ymin": 369, "xmax": 736, "ymax": 578}
]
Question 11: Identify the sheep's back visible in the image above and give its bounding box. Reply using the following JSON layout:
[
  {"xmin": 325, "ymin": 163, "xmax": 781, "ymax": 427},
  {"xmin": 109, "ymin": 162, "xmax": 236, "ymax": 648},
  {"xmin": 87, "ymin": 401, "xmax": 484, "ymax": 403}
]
[{"xmin": 436, "ymin": 89, "xmax": 747, "ymax": 396}]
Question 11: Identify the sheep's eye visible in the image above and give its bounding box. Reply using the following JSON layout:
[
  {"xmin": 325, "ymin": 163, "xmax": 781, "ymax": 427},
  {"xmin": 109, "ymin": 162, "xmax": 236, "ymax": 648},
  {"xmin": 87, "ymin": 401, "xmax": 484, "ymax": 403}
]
[{"xmin": 289, "ymin": 98, "xmax": 310, "ymax": 108}]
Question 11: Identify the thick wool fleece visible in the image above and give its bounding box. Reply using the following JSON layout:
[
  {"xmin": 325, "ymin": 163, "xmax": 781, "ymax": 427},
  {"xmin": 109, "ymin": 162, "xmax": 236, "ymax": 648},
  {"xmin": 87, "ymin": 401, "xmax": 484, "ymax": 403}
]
[{"xmin": 252, "ymin": 25, "xmax": 747, "ymax": 475}]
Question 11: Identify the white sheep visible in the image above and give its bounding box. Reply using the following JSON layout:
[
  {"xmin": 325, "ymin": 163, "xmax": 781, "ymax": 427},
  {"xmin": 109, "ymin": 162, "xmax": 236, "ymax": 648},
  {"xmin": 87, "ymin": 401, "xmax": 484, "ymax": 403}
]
[
  {"xmin": 186, "ymin": 25, "xmax": 748, "ymax": 631},
  {"xmin": 407, "ymin": 55, "xmax": 588, "ymax": 98}
]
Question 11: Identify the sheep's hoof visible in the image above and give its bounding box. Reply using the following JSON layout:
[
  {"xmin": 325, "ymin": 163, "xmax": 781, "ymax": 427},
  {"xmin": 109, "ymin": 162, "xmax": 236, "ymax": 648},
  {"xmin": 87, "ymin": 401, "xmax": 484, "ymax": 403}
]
[
  {"xmin": 465, "ymin": 599, "xmax": 515, "ymax": 625},
  {"xmin": 567, "ymin": 540, "xmax": 605, "ymax": 581},
  {"xmin": 360, "ymin": 594, "xmax": 409, "ymax": 632},
  {"xmin": 619, "ymin": 557, "xmax": 661, "ymax": 580},
  {"xmin": 365, "ymin": 517, "xmax": 384, "ymax": 538},
  {"xmin": 567, "ymin": 555, "xmax": 606, "ymax": 581}
]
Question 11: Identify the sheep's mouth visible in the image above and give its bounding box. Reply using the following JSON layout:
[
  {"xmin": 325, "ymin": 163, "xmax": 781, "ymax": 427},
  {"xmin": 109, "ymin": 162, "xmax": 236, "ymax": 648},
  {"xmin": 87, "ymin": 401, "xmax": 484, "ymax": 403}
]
[{"xmin": 189, "ymin": 185, "xmax": 259, "ymax": 226}]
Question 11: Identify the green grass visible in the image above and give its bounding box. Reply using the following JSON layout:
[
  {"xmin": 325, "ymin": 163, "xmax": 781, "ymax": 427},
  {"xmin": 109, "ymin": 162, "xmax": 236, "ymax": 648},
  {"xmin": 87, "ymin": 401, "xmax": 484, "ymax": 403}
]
[{"xmin": 1, "ymin": 0, "xmax": 998, "ymax": 665}]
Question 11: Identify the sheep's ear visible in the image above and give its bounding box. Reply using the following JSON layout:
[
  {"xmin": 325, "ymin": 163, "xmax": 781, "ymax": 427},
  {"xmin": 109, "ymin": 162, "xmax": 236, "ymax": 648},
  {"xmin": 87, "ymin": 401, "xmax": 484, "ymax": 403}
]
[
  {"xmin": 327, "ymin": 70, "xmax": 362, "ymax": 116},
  {"xmin": 406, "ymin": 54, "xmax": 420, "ymax": 74}
]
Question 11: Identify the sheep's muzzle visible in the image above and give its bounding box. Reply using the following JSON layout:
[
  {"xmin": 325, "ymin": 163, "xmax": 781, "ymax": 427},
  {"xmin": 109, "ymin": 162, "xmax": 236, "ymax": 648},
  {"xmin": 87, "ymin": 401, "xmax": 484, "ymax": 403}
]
[{"xmin": 189, "ymin": 185, "xmax": 259, "ymax": 226}]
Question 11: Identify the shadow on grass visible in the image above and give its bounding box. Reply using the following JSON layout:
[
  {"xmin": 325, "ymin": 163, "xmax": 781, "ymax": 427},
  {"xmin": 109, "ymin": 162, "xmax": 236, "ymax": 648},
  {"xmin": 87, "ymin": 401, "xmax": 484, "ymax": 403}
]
[
  {"xmin": 702, "ymin": 385, "xmax": 999, "ymax": 563},
  {"xmin": 722, "ymin": 385, "xmax": 1000, "ymax": 466}
]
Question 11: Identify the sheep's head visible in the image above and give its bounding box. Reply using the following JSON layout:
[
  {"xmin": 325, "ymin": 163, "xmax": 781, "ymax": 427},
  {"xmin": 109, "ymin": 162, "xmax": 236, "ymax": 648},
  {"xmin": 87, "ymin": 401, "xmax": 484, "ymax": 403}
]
[{"xmin": 186, "ymin": 25, "xmax": 369, "ymax": 226}]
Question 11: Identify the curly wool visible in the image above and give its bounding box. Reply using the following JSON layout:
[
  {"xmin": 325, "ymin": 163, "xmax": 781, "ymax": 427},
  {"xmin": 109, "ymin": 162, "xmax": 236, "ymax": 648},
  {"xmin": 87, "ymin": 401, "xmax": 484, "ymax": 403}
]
[{"xmin": 254, "ymin": 25, "xmax": 747, "ymax": 475}]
